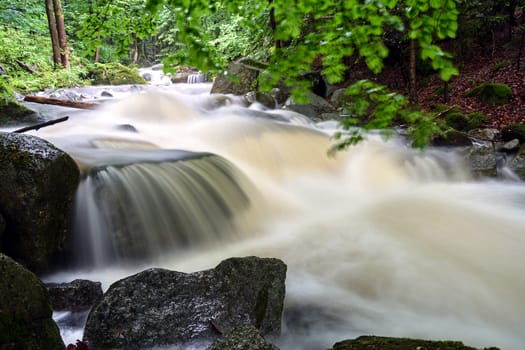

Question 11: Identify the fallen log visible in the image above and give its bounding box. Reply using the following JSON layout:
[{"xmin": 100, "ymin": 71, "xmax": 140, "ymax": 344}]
[
  {"xmin": 24, "ymin": 95, "xmax": 99, "ymax": 109},
  {"xmin": 13, "ymin": 116, "xmax": 69, "ymax": 133}
]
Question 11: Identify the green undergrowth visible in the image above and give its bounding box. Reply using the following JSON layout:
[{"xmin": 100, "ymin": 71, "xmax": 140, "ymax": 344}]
[
  {"xmin": 0, "ymin": 25, "xmax": 88, "ymax": 93},
  {"xmin": 465, "ymin": 83, "xmax": 512, "ymax": 105}
]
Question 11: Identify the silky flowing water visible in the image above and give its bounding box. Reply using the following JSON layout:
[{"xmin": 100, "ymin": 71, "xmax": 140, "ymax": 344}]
[{"xmin": 17, "ymin": 82, "xmax": 525, "ymax": 349}]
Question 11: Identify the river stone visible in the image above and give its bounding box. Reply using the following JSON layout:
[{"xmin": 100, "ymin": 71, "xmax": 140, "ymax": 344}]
[
  {"xmin": 0, "ymin": 132, "xmax": 80, "ymax": 273},
  {"xmin": 465, "ymin": 145, "xmax": 498, "ymax": 178},
  {"xmin": 0, "ymin": 253, "xmax": 64, "ymax": 350},
  {"xmin": 206, "ymin": 325, "xmax": 279, "ymax": 350},
  {"xmin": 211, "ymin": 59, "xmax": 260, "ymax": 96},
  {"xmin": 47, "ymin": 279, "xmax": 103, "ymax": 312},
  {"xmin": 331, "ymin": 335, "xmax": 492, "ymax": 350},
  {"xmin": 284, "ymin": 92, "xmax": 336, "ymax": 122},
  {"xmin": 507, "ymin": 144, "xmax": 525, "ymax": 180},
  {"xmin": 84, "ymin": 256, "xmax": 286, "ymax": 349}
]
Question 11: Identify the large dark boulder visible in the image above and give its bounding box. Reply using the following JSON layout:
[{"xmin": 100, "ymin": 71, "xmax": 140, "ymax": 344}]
[
  {"xmin": 0, "ymin": 132, "xmax": 80, "ymax": 273},
  {"xmin": 84, "ymin": 256, "xmax": 286, "ymax": 349},
  {"xmin": 0, "ymin": 253, "xmax": 65, "ymax": 350},
  {"xmin": 47, "ymin": 279, "xmax": 103, "ymax": 312},
  {"xmin": 331, "ymin": 335, "xmax": 497, "ymax": 350},
  {"xmin": 206, "ymin": 325, "xmax": 279, "ymax": 350}
]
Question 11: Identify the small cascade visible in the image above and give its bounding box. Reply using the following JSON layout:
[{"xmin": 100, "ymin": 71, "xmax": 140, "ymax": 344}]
[
  {"xmin": 187, "ymin": 72, "xmax": 207, "ymax": 84},
  {"xmin": 72, "ymin": 152, "xmax": 260, "ymax": 267}
]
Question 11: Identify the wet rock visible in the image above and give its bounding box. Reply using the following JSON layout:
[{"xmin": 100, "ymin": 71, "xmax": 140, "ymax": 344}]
[
  {"xmin": 0, "ymin": 132, "xmax": 80, "ymax": 273},
  {"xmin": 206, "ymin": 325, "xmax": 279, "ymax": 350},
  {"xmin": 507, "ymin": 144, "xmax": 525, "ymax": 180},
  {"xmin": 330, "ymin": 88, "xmax": 351, "ymax": 109},
  {"xmin": 84, "ymin": 256, "xmax": 286, "ymax": 349},
  {"xmin": 284, "ymin": 92, "xmax": 336, "ymax": 121},
  {"xmin": 47, "ymin": 279, "xmax": 103, "ymax": 312},
  {"xmin": 499, "ymin": 139, "xmax": 520, "ymax": 153},
  {"xmin": 142, "ymin": 72, "xmax": 152, "ymax": 81},
  {"xmin": 211, "ymin": 59, "xmax": 261, "ymax": 96},
  {"xmin": 244, "ymin": 91, "xmax": 277, "ymax": 109},
  {"xmin": 331, "ymin": 335, "xmax": 496, "ymax": 350},
  {"xmin": 432, "ymin": 130, "xmax": 473, "ymax": 147},
  {"xmin": 465, "ymin": 145, "xmax": 498, "ymax": 178},
  {"xmin": 0, "ymin": 253, "xmax": 64, "ymax": 350},
  {"xmin": 501, "ymin": 123, "xmax": 525, "ymax": 143},
  {"xmin": 100, "ymin": 90, "xmax": 113, "ymax": 98},
  {"xmin": 467, "ymin": 128, "xmax": 500, "ymax": 142}
]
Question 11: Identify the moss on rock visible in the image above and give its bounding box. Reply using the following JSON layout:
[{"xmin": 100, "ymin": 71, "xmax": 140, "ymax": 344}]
[
  {"xmin": 0, "ymin": 253, "xmax": 64, "ymax": 350},
  {"xmin": 86, "ymin": 62, "xmax": 147, "ymax": 85},
  {"xmin": 0, "ymin": 78, "xmax": 38, "ymax": 126},
  {"xmin": 331, "ymin": 335, "xmax": 499, "ymax": 350},
  {"xmin": 445, "ymin": 111, "xmax": 489, "ymax": 131},
  {"xmin": 501, "ymin": 123, "xmax": 525, "ymax": 143},
  {"xmin": 465, "ymin": 83, "xmax": 512, "ymax": 105}
]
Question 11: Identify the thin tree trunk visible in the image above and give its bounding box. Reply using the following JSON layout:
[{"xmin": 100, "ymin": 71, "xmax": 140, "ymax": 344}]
[
  {"xmin": 132, "ymin": 33, "xmax": 139, "ymax": 65},
  {"xmin": 45, "ymin": 0, "xmax": 61, "ymax": 66},
  {"xmin": 53, "ymin": 0, "xmax": 69, "ymax": 69},
  {"xmin": 94, "ymin": 29, "xmax": 101, "ymax": 62},
  {"xmin": 409, "ymin": 38, "xmax": 418, "ymax": 103},
  {"xmin": 517, "ymin": 25, "xmax": 525, "ymax": 70}
]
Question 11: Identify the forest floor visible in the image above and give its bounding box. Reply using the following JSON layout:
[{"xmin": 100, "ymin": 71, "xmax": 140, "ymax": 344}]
[{"xmin": 349, "ymin": 31, "xmax": 525, "ymax": 130}]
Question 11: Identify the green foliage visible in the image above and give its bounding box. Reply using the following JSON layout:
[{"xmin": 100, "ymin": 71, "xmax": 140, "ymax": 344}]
[
  {"xmin": 0, "ymin": 25, "xmax": 87, "ymax": 93},
  {"xmin": 331, "ymin": 80, "xmax": 444, "ymax": 151},
  {"xmin": 444, "ymin": 111, "xmax": 489, "ymax": 131},
  {"xmin": 465, "ymin": 83, "xmax": 512, "ymax": 105},
  {"xmin": 76, "ymin": 0, "xmax": 157, "ymax": 62},
  {"xmin": 85, "ymin": 62, "xmax": 147, "ymax": 85},
  {"xmin": 147, "ymin": 0, "xmax": 459, "ymax": 148},
  {"xmin": 0, "ymin": 0, "xmax": 48, "ymax": 34},
  {"xmin": 491, "ymin": 60, "xmax": 511, "ymax": 72}
]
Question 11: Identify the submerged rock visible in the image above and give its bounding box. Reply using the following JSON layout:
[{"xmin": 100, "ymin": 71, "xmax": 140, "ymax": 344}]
[
  {"xmin": 47, "ymin": 279, "xmax": 103, "ymax": 312},
  {"xmin": 0, "ymin": 253, "xmax": 64, "ymax": 350},
  {"xmin": 0, "ymin": 132, "xmax": 80, "ymax": 273},
  {"xmin": 331, "ymin": 335, "xmax": 499, "ymax": 350},
  {"xmin": 84, "ymin": 256, "xmax": 286, "ymax": 349}
]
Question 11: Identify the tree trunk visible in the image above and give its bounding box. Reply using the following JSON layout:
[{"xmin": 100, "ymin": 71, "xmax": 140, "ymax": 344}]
[
  {"xmin": 94, "ymin": 29, "xmax": 101, "ymax": 62},
  {"xmin": 53, "ymin": 0, "xmax": 70, "ymax": 69},
  {"xmin": 132, "ymin": 33, "xmax": 139, "ymax": 65},
  {"xmin": 408, "ymin": 38, "xmax": 418, "ymax": 103},
  {"xmin": 24, "ymin": 95, "xmax": 99, "ymax": 109},
  {"xmin": 45, "ymin": 0, "xmax": 61, "ymax": 67},
  {"xmin": 268, "ymin": 0, "xmax": 284, "ymax": 49}
]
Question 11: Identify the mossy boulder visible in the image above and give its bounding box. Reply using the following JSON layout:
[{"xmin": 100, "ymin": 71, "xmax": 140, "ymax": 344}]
[
  {"xmin": 0, "ymin": 132, "xmax": 80, "ymax": 273},
  {"xmin": 331, "ymin": 335, "xmax": 499, "ymax": 350},
  {"xmin": 465, "ymin": 83, "xmax": 512, "ymax": 105},
  {"xmin": 0, "ymin": 78, "xmax": 39, "ymax": 126},
  {"xmin": 501, "ymin": 123, "xmax": 525, "ymax": 143},
  {"xmin": 211, "ymin": 59, "xmax": 261, "ymax": 96},
  {"xmin": 86, "ymin": 62, "xmax": 147, "ymax": 85},
  {"xmin": 0, "ymin": 253, "xmax": 64, "ymax": 350},
  {"xmin": 432, "ymin": 129, "xmax": 473, "ymax": 147},
  {"xmin": 445, "ymin": 111, "xmax": 489, "ymax": 132}
]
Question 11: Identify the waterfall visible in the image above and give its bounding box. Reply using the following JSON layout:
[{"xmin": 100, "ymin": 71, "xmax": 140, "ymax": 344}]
[
  {"xmin": 72, "ymin": 151, "xmax": 260, "ymax": 267},
  {"xmin": 31, "ymin": 88, "xmax": 525, "ymax": 350},
  {"xmin": 187, "ymin": 72, "xmax": 207, "ymax": 84}
]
